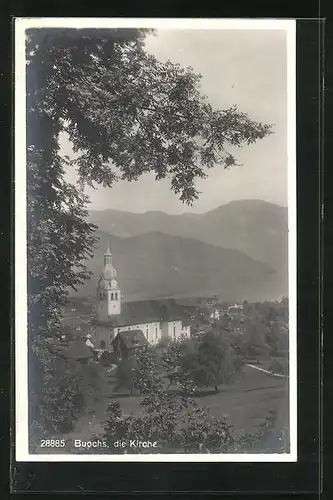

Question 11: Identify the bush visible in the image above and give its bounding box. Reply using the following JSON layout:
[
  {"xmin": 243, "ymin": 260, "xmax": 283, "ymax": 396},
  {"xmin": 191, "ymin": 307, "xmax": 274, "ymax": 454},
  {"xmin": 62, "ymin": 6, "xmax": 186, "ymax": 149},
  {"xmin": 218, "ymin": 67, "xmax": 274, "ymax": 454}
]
[
  {"xmin": 30, "ymin": 349, "xmax": 85, "ymax": 438},
  {"xmin": 116, "ymin": 356, "xmax": 138, "ymax": 394},
  {"xmin": 79, "ymin": 361, "xmax": 104, "ymax": 406},
  {"xmin": 270, "ymin": 349, "xmax": 289, "ymax": 358},
  {"xmin": 103, "ymin": 398, "xmax": 239, "ymax": 454},
  {"xmin": 247, "ymin": 344, "xmax": 269, "ymax": 358},
  {"xmin": 101, "ymin": 384, "xmax": 287, "ymax": 454},
  {"xmin": 157, "ymin": 337, "xmax": 173, "ymax": 349},
  {"xmin": 29, "ymin": 337, "xmax": 103, "ymax": 448},
  {"xmin": 269, "ymin": 357, "xmax": 289, "ymax": 375},
  {"xmin": 179, "ymin": 332, "xmax": 244, "ymax": 391},
  {"xmin": 100, "ymin": 350, "xmax": 120, "ymax": 366}
]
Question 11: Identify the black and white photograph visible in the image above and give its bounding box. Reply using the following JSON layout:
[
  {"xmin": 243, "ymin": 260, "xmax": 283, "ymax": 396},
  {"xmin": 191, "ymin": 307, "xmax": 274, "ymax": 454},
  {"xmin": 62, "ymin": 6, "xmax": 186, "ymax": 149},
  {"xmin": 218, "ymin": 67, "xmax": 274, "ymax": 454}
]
[{"xmin": 15, "ymin": 18, "xmax": 296, "ymax": 461}]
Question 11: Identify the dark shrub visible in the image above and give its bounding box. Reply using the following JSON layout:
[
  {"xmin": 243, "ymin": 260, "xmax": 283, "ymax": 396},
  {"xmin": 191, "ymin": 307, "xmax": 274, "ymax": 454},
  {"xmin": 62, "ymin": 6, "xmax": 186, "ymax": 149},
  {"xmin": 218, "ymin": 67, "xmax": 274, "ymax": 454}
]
[
  {"xmin": 116, "ymin": 356, "xmax": 138, "ymax": 394},
  {"xmin": 29, "ymin": 339, "xmax": 104, "ymax": 446},
  {"xmin": 269, "ymin": 357, "xmax": 289, "ymax": 375},
  {"xmin": 270, "ymin": 349, "xmax": 289, "ymax": 358},
  {"xmin": 100, "ymin": 350, "xmax": 120, "ymax": 366}
]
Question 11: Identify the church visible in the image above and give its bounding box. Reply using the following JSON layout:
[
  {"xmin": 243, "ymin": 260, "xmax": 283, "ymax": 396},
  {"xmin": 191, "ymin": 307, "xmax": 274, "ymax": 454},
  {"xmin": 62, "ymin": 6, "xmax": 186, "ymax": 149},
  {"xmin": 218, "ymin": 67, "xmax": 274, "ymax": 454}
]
[{"xmin": 92, "ymin": 242, "xmax": 191, "ymax": 350}]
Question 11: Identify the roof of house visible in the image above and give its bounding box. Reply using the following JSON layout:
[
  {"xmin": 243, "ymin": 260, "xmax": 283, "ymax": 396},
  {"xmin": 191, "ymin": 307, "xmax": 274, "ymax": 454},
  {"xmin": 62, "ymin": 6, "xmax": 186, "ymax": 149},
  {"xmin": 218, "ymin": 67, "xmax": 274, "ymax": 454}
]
[
  {"xmin": 112, "ymin": 329, "xmax": 148, "ymax": 349},
  {"xmin": 60, "ymin": 339, "xmax": 94, "ymax": 360},
  {"xmin": 94, "ymin": 298, "xmax": 190, "ymax": 327}
]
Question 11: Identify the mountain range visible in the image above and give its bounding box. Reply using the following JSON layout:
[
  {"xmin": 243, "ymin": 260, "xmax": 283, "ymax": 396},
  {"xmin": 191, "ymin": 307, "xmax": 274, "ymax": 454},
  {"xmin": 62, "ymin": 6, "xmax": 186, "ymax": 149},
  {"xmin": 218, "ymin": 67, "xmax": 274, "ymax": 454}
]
[
  {"xmin": 70, "ymin": 200, "xmax": 288, "ymax": 302},
  {"xmin": 88, "ymin": 199, "xmax": 288, "ymax": 272}
]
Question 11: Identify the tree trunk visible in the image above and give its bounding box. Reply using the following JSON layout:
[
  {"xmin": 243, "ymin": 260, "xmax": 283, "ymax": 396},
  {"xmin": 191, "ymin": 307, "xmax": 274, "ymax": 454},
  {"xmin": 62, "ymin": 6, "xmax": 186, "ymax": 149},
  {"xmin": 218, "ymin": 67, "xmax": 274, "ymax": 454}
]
[{"xmin": 214, "ymin": 385, "xmax": 219, "ymax": 393}]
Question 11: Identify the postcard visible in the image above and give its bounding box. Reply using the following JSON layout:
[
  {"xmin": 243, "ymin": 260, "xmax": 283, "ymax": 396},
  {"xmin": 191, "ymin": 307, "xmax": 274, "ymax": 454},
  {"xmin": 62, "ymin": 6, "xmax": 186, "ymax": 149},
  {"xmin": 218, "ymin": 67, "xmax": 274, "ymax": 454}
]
[{"xmin": 15, "ymin": 17, "xmax": 297, "ymax": 462}]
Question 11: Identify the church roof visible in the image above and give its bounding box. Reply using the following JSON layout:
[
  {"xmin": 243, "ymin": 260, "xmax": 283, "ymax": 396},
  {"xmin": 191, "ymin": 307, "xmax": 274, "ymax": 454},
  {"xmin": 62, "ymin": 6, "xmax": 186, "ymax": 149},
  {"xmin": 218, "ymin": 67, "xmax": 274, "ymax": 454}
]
[
  {"xmin": 100, "ymin": 267, "xmax": 117, "ymax": 280},
  {"xmin": 112, "ymin": 329, "xmax": 148, "ymax": 349},
  {"xmin": 95, "ymin": 298, "xmax": 190, "ymax": 327}
]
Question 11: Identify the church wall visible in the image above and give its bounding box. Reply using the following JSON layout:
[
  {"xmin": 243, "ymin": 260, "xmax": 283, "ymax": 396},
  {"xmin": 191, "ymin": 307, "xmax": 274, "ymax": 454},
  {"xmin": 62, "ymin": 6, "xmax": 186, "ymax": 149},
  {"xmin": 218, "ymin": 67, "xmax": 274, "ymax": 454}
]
[
  {"xmin": 93, "ymin": 323, "xmax": 113, "ymax": 349},
  {"xmin": 167, "ymin": 320, "xmax": 183, "ymax": 341},
  {"xmin": 160, "ymin": 321, "xmax": 169, "ymax": 339},
  {"xmin": 96, "ymin": 299, "xmax": 109, "ymax": 323},
  {"xmin": 115, "ymin": 321, "xmax": 162, "ymax": 345},
  {"xmin": 93, "ymin": 320, "xmax": 191, "ymax": 350}
]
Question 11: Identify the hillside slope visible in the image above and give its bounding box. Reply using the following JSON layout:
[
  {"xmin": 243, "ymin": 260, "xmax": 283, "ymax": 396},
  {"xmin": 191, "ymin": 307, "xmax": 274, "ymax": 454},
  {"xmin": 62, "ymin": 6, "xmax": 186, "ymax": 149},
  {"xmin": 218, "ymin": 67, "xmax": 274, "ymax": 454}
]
[
  {"xmin": 88, "ymin": 199, "xmax": 288, "ymax": 275},
  {"xmin": 72, "ymin": 230, "xmax": 284, "ymax": 302}
]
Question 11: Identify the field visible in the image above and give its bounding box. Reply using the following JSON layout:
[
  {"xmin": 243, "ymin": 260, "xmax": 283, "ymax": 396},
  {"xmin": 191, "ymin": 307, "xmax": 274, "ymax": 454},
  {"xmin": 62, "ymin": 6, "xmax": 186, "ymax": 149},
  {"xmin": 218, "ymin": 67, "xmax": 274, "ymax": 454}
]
[{"xmin": 39, "ymin": 363, "xmax": 289, "ymax": 454}]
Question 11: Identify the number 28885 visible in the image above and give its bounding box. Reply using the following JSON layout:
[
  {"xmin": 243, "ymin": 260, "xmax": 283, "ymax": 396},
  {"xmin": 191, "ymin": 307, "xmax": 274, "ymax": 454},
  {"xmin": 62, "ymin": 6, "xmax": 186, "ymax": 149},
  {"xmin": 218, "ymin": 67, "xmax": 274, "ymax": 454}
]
[{"xmin": 40, "ymin": 439, "xmax": 66, "ymax": 448}]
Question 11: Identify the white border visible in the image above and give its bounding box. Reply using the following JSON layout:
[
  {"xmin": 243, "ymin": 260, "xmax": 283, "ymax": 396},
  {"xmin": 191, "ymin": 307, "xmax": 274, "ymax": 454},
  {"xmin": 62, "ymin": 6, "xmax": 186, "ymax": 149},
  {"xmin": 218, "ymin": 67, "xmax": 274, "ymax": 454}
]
[{"xmin": 15, "ymin": 18, "xmax": 297, "ymax": 462}]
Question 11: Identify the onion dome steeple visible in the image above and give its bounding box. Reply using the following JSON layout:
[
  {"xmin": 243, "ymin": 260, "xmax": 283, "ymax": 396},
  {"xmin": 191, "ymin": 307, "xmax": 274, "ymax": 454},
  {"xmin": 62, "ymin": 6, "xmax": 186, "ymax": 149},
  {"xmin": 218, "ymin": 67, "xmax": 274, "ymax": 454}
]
[{"xmin": 99, "ymin": 240, "xmax": 118, "ymax": 288}]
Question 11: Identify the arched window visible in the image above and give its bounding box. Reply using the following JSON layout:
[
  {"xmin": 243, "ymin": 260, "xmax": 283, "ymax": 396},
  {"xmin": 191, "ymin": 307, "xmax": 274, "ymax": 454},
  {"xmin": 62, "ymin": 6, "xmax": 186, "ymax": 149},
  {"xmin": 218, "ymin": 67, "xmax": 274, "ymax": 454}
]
[
  {"xmin": 115, "ymin": 292, "xmax": 118, "ymax": 300},
  {"xmin": 111, "ymin": 292, "xmax": 114, "ymax": 300},
  {"xmin": 100, "ymin": 340, "xmax": 106, "ymax": 349}
]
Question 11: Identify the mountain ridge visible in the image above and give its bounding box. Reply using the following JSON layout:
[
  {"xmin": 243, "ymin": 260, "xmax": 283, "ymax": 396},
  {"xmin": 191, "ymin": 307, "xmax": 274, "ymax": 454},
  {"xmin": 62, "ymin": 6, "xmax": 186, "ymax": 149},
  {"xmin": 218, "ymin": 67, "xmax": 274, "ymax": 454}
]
[
  {"xmin": 71, "ymin": 228, "xmax": 286, "ymax": 302},
  {"xmin": 87, "ymin": 199, "xmax": 288, "ymax": 273},
  {"xmin": 70, "ymin": 200, "xmax": 288, "ymax": 301},
  {"xmin": 93, "ymin": 199, "xmax": 287, "ymax": 216}
]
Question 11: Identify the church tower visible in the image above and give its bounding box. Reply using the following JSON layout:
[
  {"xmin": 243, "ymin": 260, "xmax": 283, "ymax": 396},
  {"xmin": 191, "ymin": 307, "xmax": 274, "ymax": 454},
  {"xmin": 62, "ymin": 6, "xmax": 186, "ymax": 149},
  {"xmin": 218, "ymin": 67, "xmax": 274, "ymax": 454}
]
[{"xmin": 96, "ymin": 241, "xmax": 121, "ymax": 322}]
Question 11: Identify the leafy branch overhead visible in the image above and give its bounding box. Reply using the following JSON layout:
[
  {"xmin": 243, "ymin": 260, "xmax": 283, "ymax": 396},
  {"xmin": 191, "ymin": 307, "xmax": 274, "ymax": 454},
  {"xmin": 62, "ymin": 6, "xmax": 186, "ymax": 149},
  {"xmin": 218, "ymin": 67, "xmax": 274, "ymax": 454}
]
[
  {"xmin": 26, "ymin": 28, "xmax": 276, "ymax": 443},
  {"xmin": 26, "ymin": 28, "xmax": 272, "ymax": 339},
  {"xmin": 27, "ymin": 28, "xmax": 272, "ymax": 205}
]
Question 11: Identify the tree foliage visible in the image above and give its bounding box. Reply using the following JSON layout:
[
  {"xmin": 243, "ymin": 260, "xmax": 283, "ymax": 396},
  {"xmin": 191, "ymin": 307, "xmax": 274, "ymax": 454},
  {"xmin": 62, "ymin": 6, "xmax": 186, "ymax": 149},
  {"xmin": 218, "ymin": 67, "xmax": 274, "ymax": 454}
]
[
  {"xmin": 29, "ymin": 340, "xmax": 103, "ymax": 447},
  {"xmin": 102, "ymin": 399, "xmax": 286, "ymax": 454},
  {"xmin": 180, "ymin": 331, "xmax": 244, "ymax": 391},
  {"xmin": 115, "ymin": 355, "xmax": 138, "ymax": 394},
  {"xmin": 109, "ymin": 342, "xmax": 236, "ymax": 453},
  {"xmin": 243, "ymin": 315, "xmax": 269, "ymax": 358},
  {"xmin": 26, "ymin": 28, "xmax": 272, "ymax": 436},
  {"xmin": 133, "ymin": 333, "xmax": 243, "ymax": 397},
  {"xmin": 26, "ymin": 28, "xmax": 272, "ymax": 337},
  {"xmin": 269, "ymin": 357, "xmax": 289, "ymax": 376}
]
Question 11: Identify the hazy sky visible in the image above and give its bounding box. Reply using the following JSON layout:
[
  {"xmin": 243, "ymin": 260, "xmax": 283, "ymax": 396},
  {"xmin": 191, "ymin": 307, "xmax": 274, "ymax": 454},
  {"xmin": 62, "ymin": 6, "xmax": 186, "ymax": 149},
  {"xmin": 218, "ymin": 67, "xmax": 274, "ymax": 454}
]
[{"xmin": 62, "ymin": 28, "xmax": 288, "ymax": 214}]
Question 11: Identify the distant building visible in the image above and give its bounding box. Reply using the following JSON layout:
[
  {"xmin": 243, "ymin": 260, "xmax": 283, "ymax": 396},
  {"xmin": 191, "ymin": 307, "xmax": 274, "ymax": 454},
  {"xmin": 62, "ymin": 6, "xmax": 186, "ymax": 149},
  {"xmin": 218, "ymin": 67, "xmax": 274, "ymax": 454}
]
[
  {"xmin": 93, "ymin": 242, "xmax": 191, "ymax": 350},
  {"xmin": 200, "ymin": 297, "xmax": 218, "ymax": 308},
  {"xmin": 227, "ymin": 304, "xmax": 244, "ymax": 313},
  {"xmin": 209, "ymin": 309, "xmax": 221, "ymax": 321}
]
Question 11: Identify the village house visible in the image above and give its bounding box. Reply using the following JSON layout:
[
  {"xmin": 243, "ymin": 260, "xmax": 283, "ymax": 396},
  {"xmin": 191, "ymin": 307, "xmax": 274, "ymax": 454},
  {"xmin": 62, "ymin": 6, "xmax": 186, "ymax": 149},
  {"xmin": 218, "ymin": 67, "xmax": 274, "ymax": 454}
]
[
  {"xmin": 111, "ymin": 329, "xmax": 148, "ymax": 359},
  {"xmin": 92, "ymin": 242, "xmax": 191, "ymax": 350},
  {"xmin": 228, "ymin": 303, "xmax": 244, "ymax": 313},
  {"xmin": 209, "ymin": 309, "xmax": 221, "ymax": 322}
]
